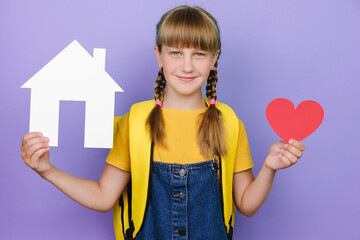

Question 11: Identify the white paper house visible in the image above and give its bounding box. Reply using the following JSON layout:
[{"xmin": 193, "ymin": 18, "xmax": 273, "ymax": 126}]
[{"xmin": 21, "ymin": 40, "xmax": 123, "ymax": 148}]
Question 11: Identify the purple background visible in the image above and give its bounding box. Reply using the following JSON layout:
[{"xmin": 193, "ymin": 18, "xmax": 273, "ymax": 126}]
[{"xmin": 1, "ymin": 0, "xmax": 359, "ymax": 239}]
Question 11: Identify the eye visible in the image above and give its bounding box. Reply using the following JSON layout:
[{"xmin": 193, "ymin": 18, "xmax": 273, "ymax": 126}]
[
  {"xmin": 195, "ymin": 52, "xmax": 205, "ymax": 57},
  {"xmin": 171, "ymin": 51, "xmax": 181, "ymax": 56}
]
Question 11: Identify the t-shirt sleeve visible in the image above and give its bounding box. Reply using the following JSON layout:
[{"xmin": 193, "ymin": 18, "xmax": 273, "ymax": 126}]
[
  {"xmin": 233, "ymin": 119, "xmax": 254, "ymax": 173},
  {"xmin": 106, "ymin": 112, "xmax": 131, "ymax": 172}
]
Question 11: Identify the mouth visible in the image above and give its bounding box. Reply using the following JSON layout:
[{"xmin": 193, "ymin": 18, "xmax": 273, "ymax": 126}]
[{"xmin": 177, "ymin": 76, "xmax": 196, "ymax": 82}]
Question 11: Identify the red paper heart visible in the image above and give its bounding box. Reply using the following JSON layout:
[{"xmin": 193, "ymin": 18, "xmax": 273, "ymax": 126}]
[{"xmin": 266, "ymin": 98, "xmax": 324, "ymax": 142}]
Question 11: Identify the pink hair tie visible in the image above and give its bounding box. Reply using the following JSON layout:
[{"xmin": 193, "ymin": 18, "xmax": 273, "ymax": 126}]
[
  {"xmin": 155, "ymin": 100, "xmax": 163, "ymax": 107},
  {"xmin": 209, "ymin": 99, "xmax": 216, "ymax": 106}
]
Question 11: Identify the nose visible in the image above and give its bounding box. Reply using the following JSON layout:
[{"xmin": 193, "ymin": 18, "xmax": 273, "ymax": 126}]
[{"xmin": 181, "ymin": 55, "xmax": 193, "ymax": 73}]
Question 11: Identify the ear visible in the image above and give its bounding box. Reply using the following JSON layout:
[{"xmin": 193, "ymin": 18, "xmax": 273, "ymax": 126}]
[
  {"xmin": 154, "ymin": 46, "xmax": 163, "ymax": 68},
  {"xmin": 211, "ymin": 49, "xmax": 220, "ymax": 70}
]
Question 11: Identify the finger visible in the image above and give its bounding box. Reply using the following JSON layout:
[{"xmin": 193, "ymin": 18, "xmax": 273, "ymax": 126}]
[
  {"xmin": 284, "ymin": 144, "xmax": 303, "ymax": 158},
  {"xmin": 289, "ymin": 139, "xmax": 305, "ymax": 151},
  {"xmin": 279, "ymin": 154, "xmax": 292, "ymax": 167},
  {"xmin": 280, "ymin": 149, "xmax": 298, "ymax": 165},
  {"xmin": 23, "ymin": 132, "xmax": 43, "ymax": 142},
  {"xmin": 26, "ymin": 142, "xmax": 49, "ymax": 162},
  {"xmin": 23, "ymin": 136, "xmax": 49, "ymax": 151},
  {"xmin": 30, "ymin": 147, "xmax": 49, "ymax": 163},
  {"xmin": 270, "ymin": 141, "xmax": 286, "ymax": 155},
  {"xmin": 21, "ymin": 133, "xmax": 44, "ymax": 151},
  {"xmin": 276, "ymin": 140, "xmax": 286, "ymax": 148}
]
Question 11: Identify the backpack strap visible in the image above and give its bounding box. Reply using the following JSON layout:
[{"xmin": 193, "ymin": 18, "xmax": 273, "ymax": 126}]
[
  {"xmin": 128, "ymin": 100, "xmax": 154, "ymax": 238},
  {"xmin": 124, "ymin": 180, "xmax": 134, "ymax": 240}
]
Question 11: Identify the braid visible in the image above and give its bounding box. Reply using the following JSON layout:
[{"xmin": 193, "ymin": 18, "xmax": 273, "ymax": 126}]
[
  {"xmin": 206, "ymin": 61, "xmax": 218, "ymax": 101},
  {"xmin": 146, "ymin": 68, "xmax": 166, "ymax": 146},
  {"xmin": 154, "ymin": 68, "xmax": 166, "ymax": 102},
  {"xmin": 198, "ymin": 60, "xmax": 227, "ymax": 158}
]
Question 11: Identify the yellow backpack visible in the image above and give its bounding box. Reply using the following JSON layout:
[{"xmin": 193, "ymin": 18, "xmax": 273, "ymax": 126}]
[{"xmin": 112, "ymin": 99, "xmax": 240, "ymax": 239}]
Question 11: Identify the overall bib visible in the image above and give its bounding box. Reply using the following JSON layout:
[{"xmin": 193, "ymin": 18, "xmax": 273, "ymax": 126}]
[{"xmin": 134, "ymin": 146, "xmax": 228, "ymax": 240}]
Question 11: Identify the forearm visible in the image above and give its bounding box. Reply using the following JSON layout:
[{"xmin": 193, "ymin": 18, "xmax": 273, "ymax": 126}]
[
  {"xmin": 234, "ymin": 139, "xmax": 305, "ymax": 217},
  {"xmin": 238, "ymin": 163, "xmax": 276, "ymax": 217},
  {"xmin": 42, "ymin": 165, "xmax": 112, "ymax": 212}
]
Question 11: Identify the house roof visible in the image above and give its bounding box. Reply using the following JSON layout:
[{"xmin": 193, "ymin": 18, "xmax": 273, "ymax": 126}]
[{"xmin": 21, "ymin": 40, "xmax": 123, "ymax": 93}]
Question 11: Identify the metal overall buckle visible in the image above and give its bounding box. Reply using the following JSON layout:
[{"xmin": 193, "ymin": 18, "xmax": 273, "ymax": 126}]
[{"xmin": 212, "ymin": 154, "xmax": 220, "ymax": 171}]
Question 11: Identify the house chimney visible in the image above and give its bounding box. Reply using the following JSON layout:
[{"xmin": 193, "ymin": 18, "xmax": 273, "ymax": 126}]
[{"xmin": 93, "ymin": 48, "xmax": 106, "ymax": 70}]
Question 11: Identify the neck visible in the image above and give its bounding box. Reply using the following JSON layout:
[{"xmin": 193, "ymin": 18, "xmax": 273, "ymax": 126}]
[{"xmin": 162, "ymin": 89, "xmax": 206, "ymax": 110}]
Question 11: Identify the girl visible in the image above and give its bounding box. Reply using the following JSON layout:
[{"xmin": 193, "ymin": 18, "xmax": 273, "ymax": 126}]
[{"xmin": 20, "ymin": 5, "xmax": 305, "ymax": 240}]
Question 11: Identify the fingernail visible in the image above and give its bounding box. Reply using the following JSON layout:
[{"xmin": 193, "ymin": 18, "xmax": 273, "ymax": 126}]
[{"xmin": 44, "ymin": 137, "xmax": 49, "ymax": 142}]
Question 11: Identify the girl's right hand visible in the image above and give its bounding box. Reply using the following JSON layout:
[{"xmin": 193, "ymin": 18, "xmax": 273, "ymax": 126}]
[{"xmin": 20, "ymin": 132, "xmax": 51, "ymax": 178}]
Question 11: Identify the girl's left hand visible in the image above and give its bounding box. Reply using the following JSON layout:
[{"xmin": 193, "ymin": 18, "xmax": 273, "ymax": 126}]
[{"xmin": 265, "ymin": 139, "xmax": 305, "ymax": 171}]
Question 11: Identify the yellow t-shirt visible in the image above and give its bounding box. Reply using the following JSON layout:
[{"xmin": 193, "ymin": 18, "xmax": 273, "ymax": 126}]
[{"xmin": 106, "ymin": 107, "xmax": 253, "ymax": 172}]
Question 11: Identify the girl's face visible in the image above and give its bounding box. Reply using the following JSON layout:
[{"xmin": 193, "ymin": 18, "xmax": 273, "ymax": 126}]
[{"xmin": 154, "ymin": 45, "xmax": 219, "ymax": 99}]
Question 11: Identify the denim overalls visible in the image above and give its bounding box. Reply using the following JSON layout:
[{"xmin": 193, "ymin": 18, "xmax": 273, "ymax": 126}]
[{"xmin": 134, "ymin": 145, "xmax": 229, "ymax": 240}]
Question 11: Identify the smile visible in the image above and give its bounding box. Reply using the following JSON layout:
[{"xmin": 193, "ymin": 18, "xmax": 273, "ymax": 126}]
[{"xmin": 177, "ymin": 76, "xmax": 196, "ymax": 82}]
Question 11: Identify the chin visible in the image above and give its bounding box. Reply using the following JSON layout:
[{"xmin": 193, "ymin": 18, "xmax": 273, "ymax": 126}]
[{"xmin": 174, "ymin": 88, "xmax": 201, "ymax": 97}]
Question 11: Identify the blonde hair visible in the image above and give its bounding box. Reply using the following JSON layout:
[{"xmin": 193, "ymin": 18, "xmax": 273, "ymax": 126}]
[{"xmin": 146, "ymin": 5, "xmax": 226, "ymax": 158}]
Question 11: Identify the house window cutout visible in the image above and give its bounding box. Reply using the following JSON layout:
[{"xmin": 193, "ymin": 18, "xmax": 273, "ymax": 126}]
[{"xmin": 58, "ymin": 100, "xmax": 86, "ymax": 147}]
